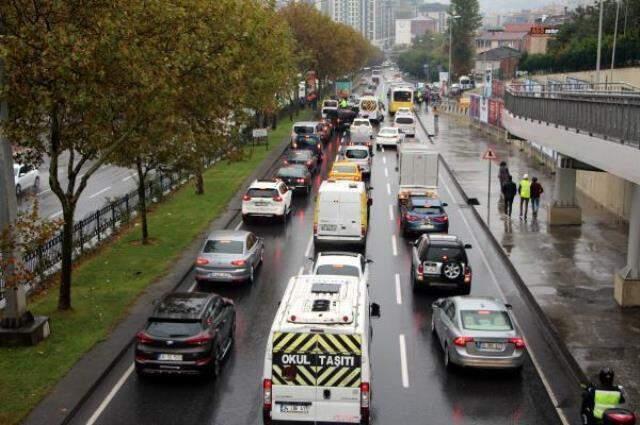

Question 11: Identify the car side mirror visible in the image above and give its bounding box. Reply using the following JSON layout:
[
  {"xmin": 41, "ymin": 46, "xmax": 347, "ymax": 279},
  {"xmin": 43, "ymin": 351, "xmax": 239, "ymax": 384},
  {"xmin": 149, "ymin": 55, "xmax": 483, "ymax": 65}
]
[
  {"xmin": 395, "ymin": 166, "xmax": 399, "ymax": 171},
  {"xmin": 432, "ymin": 299, "xmax": 444, "ymax": 309},
  {"xmin": 413, "ymin": 239, "xmax": 420, "ymax": 247},
  {"xmin": 370, "ymin": 302, "xmax": 381, "ymax": 318},
  {"xmin": 464, "ymin": 243, "xmax": 472, "ymax": 249},
  {"xmin": 367, "ymin": 198, "xmax": 373, "ymax": 206},
  {"xmin": 442, "ymin": 202, "xmax": 448, "ymax": 207},
  {"xmin": 504, "ymin": 303, "xmax": 512, "ymax": 309},
  {"xmin": 366, "ymin": 259, "xmax": 374, "ymax": 263}
]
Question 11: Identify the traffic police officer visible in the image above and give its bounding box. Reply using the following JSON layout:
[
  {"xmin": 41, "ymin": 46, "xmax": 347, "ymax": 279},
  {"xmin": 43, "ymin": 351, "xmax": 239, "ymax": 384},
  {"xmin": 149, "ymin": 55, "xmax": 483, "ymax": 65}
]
[{"xmin": 581, "ymin": 368, "xmax": 626, "ymax": 424}]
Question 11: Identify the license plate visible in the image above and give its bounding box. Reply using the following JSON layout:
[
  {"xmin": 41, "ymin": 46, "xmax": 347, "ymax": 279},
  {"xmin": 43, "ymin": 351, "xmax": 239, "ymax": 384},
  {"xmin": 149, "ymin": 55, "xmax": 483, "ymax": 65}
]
[
  {"xmin": 209, "ymin": 272, "xmax": 231, "ymax": 278},
  {"xmin": 477, "ymin": 342, "xmax": 505, "ymax": 352},
  {"xmin": 254, "ymin": 202, "xmax": 268, "ymax": 206},
  {"xmin": 422, "ymin": 224, "xmax": 434, "ymax": 229},
  {"xmin": 321, "ymin": 224, "xmax": 337, "ymax": 231},
  {"xmin": 425, "ymin": 265, "xmax": 438, "ymax": 274},
  {"xmin": 158, "ymin": 353, "xmax": 182, "ymax": 361},
  {"xmin": 280, "ymin": 404, "xmax": 309, "ymax": 414}
]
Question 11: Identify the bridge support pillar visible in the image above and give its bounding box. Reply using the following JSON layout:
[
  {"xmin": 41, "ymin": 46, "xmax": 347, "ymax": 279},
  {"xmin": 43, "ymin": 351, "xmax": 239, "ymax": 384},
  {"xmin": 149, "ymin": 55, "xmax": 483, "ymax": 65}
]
[
  {"xmin": 548, "ymin": 156, "xmax": 582, "ymax": 225},
  {"xmin": 615, "ymin": 182, "xmax": 640, "ymax": 307}
]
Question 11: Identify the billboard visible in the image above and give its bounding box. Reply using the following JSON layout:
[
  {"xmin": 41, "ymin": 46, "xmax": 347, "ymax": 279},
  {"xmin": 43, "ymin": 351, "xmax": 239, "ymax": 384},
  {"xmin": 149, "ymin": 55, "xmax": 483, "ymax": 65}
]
[
  {"xmin": 479, "ymin": 96, "xmax": 489, "ymax": 123},
  {"xmin": 335, "ymin": 79, "xmax": 353, "ymax": 98}
]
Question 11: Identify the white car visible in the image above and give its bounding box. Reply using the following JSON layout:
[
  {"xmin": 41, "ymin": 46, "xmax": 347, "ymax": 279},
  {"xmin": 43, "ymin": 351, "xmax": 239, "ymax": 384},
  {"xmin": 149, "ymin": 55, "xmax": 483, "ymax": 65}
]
[
  {"xmin": 342, "ymin": 145, "xmax": 371, "ymax": 177},
  {"xmin": 350, "ymin": 118, "xmax": 373, "ymax": 134},
  {"xmin": 312, "ymin": 251, "xmax": 370, "ymax": 283},
  {"xmin": 375, "ymin": 126, "xmax": 404, "ymax": 150},
  {"xmin": 394, "ymin": 113, "xmax": 416, "ymax": 138},
  {"xmin": 395, "ymin": 107, "xmax": 413, "ymax": 116},
  {"xmin": 241, "ymin": 179, "xmax": 292, "ymax": 223},
  {"xmin": 14, "ymin": 163, "xmax": 40, "ymax": 197}
]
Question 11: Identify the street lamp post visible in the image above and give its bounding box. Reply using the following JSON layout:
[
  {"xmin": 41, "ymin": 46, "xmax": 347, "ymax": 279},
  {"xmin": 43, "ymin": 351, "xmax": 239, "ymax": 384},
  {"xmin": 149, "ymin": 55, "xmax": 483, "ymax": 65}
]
[
  {"xmin": 595, "ymin": 0, "xmax": 604, "ymax": 83},
  {"xmin": 611, "ymin": 0, "xmax": 621, "ymax": 80},
  {"xmin": 448, "ymin": 15, "xmax": 461, "ymax": 90}
]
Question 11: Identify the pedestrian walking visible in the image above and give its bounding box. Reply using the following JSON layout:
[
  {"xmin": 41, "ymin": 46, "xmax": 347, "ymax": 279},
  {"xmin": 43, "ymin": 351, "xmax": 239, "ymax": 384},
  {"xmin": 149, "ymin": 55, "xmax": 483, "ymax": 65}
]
[
  {"xmin": 530, "ymin": 177, "xmax": 544, "ymax": 218},
  {"xmin": 498, "ymin": 161, "xmax": 510, "ymax": 199},
  {"xmin": 518, "ymin": 173, "xmax": 531, "ymax": 220},
  {"xmin": 502, "ymin": 175, "xmax": 517, "ymax": 218}
]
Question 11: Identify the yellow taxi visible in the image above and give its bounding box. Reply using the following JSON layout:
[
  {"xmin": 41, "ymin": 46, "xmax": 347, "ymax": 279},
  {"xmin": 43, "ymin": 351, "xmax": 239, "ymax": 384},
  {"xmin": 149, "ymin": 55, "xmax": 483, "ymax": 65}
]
[{"xmin": 329, "ymin": 161, "xmax": 362, "ymax": 182}]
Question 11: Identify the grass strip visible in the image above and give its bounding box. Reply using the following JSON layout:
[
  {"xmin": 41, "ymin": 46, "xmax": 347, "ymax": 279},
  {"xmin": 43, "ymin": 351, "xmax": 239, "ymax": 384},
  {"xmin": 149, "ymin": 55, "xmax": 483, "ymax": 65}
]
[{"xmin": 0, "ymin": 110, "xmax": 312, "ymax": 424}]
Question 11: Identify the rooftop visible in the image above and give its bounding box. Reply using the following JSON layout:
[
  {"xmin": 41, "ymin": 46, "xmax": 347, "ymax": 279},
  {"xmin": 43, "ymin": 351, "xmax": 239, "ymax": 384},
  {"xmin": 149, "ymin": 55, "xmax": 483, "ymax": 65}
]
[
  {"xmin": 476, "ymin": 46, "xmax": 523, "ymax": 61},
  {"xmin": 476, "ymin": 30, "xmax": 528, "ymax": 41}
]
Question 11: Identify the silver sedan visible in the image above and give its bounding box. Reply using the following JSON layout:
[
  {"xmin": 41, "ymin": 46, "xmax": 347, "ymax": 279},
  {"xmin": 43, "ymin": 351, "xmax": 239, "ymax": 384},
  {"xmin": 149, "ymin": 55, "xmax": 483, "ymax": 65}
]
[
  {"xmin": 431, "ymin": 296, "xmax": 526, "ymax": 370},
  {"xmin": 195, "ymin": 230, "xmax": 264, "ymax": 284}
]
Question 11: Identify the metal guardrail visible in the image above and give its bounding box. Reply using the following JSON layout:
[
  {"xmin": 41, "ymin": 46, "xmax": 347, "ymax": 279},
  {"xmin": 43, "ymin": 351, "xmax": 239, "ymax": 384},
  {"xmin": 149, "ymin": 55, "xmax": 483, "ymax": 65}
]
[{"xmin": 505, "ymin": 84, "xmax": 640, "ymax": 147}]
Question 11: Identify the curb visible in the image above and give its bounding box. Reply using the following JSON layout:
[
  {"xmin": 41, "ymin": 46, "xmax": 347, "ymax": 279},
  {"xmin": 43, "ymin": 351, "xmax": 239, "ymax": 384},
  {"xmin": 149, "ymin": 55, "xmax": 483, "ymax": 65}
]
[
  {"xmin": 25, "ymin": 115, "xmax": 310, "ymax": 425},
  {"xmin": 416, "ymin": 111, "xmax": 587, "ymax": 386}
]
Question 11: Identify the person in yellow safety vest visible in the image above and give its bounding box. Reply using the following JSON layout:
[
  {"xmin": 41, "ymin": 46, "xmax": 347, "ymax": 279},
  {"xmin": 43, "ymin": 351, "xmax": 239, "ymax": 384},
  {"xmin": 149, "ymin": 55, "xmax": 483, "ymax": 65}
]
[
  {"xmin": 518, "ymin": 173, "xmax": 531, "ymax": 220},
  {"xmin": 339, "ymin": 98, "xmax": 348, "ymax": 109},
  {"xmin": 581, "ymin": 368, "xmax": 626, "ymax": 424}
]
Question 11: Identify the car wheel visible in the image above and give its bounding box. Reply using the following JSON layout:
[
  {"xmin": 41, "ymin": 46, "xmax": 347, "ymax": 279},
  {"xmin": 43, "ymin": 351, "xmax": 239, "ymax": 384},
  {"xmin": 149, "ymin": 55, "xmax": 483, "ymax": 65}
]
[
  {"xmin": 15, "ymin": 184, "xmax": 22, "ymax": 198},
  {"xmin": 410, "ymin": 269, "xmax": 418, "ymax": 292},
  {"xmin": 135, "ymin": 364, "xmax": 147, "ymax": 379},
  {"xmin": 259, "ymin": 247, "xmax": 265, "ymax": 266},
  {"xmin": 248, "ymin": 266, "xmax": 255, "ymax": 284},
  {"xmin": 242, "ymin": 214, "xmax": 251, "ymax": 224},
  {"xmin": 376, "ymin": 144, "xmax": 381, "ymax": 151},
  {"xmin": 211, "ymin": 349, "xmax": 221, "ymax": 378},
  {"xmin": 442, "ymin": 262, "xmax": 462, "ymax": 281},
  {"xmin": 33, "ymin": 176, "xmax": 40, "ymax": 190}
]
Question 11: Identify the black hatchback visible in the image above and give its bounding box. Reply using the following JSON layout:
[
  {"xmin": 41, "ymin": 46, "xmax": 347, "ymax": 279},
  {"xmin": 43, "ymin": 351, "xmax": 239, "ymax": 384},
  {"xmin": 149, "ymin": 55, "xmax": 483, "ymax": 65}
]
[
  {"xmin": 292, "ymin": 134, "xmax": 323, "ymax": 160},
  {"xmin": 135, "ymin": 292, "xmax": 235, "ymax": 378},
  {"xmin": 276, "ymin": 165, "xmax": 312, "ymax": 194}
]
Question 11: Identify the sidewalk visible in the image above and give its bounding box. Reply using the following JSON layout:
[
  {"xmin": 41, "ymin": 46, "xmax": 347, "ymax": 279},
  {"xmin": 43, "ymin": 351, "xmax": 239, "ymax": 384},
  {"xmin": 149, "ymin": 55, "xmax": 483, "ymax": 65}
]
[{"xmin": 418, "ymin": 107, "xmax": 640, "ymax": 409}]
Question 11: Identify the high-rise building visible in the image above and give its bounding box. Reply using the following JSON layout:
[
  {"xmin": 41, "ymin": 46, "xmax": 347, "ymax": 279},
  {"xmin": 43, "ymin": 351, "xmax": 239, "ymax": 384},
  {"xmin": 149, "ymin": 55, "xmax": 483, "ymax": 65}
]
[{"xmin": 315, "ymin": 0, "xmax": 394, "ymax": 48}]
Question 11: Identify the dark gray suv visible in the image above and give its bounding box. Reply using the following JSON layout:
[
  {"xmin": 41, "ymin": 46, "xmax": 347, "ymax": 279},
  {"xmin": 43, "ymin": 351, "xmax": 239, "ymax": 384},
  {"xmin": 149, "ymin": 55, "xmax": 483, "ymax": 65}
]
[{"xmin": 410, "ymin": 234, "xmax": 472, "ymax": 294}]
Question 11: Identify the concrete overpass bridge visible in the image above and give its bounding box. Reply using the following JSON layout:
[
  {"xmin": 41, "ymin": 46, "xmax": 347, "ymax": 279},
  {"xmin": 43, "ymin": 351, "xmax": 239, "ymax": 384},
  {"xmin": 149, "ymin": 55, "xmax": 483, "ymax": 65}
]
[{"xmin": 503, "ymin": 82, "xmax": 640, "ymax": 306}]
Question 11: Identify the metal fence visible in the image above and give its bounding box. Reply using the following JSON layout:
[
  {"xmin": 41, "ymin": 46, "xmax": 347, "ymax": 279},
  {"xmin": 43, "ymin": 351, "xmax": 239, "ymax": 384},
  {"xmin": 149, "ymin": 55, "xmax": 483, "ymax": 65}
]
[{"xmin": 504, "ymin": 85, "xmax": 640, "ymax": 147}]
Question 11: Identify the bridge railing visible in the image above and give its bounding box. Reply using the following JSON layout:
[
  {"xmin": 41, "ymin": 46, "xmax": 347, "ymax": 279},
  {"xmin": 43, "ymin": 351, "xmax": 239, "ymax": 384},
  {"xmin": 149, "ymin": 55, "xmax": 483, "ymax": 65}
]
[{"xmin": 504, "ymin": 83, "xmax": 640, "ymax": 147}]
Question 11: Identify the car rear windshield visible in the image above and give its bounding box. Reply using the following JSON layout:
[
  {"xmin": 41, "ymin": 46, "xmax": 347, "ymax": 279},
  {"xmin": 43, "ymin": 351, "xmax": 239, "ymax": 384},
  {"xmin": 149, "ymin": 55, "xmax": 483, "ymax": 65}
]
[
  {"xmin": 411, "ymin": 206, "xmax": 443, "ymax": 215},
  {"xmin": 333, "ymin": 165, "xmax": 357, "ymax": 173},
  {"xmin": 352, "ymin": 121, "xmax": 368, "ymax": 126},
  {"xmin": 294, "ymin": 126, "xmax": 315, "ymax": 135},
  {"xmin": 396, "ymin": 117, "xmax": 414, "ymax": 124},
  {"xmin": 324, "ymin": 101, "xmax": 338, "ymax": 107},
  {"xmin": 289, "ymin": 151, "xmax": 311, "ymax": 160},
  {"xmin": 278, "ymin": 168, "xmax": 305, "ymax": 178},
  {"xmin": 460, "ymin": 310, "xmax": 513, "ymax": 331},
  {"xmin": 424, "ymin": 246, "xmax": 464, "ymax": 262},
  {"xmin": 393, "ymin": 91, "xmax": 412, "ymax": 102},
  {"xmin": 247, "ymin": 188, "xmax": 278, "ymax": 198},
  {"xmin": 203, "ymin": 239, "xmax": 244, "ymax": 254},
  {"xmin": 345, "ymin": 149, "xmax": 368, "ymax": 159},
  {"xmin": 316, "ymin": 264, "xmax": 360, "ymax": 277},
  {"xmin": 146, "ymin": 320, "xmax": 203, "ymax": 338},
  {"xmin": 297, "ymin": 138, "xmax": 319, "ymax": 148},
  {"xmin": 379, "ymin": 128, "xmax": 397, "ymax": 136}
]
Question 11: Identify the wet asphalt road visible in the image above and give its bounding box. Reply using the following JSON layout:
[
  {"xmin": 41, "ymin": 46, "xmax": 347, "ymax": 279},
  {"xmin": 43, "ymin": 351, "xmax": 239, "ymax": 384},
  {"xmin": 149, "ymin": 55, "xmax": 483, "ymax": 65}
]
[{"xmin": 65, "ymin": 100, "xmax": 564, "ymax": 424}]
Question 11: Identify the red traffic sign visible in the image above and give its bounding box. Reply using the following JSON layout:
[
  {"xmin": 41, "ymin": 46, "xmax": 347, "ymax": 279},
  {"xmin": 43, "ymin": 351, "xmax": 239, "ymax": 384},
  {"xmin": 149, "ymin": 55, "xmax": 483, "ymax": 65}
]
[{"xmin": 482, "ymin": 149, "xmax": 498, "ymax": 160}]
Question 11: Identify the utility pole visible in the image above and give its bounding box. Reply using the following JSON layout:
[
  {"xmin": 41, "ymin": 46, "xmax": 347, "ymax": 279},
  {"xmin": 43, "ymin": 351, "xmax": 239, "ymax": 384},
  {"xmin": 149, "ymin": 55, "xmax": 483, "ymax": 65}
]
[
  {"xmin": 611, "ymin": 0, "xmax": 621, "ymax": 81},
  {"xmin": 0, "ymin": 58, "xmax": 18, "ymax": 291},
  {"xmin": 595, "ymin": 0, "xmax": 604, "ymax": 84},
  {"xmin": 447, "ymin": 14, "xmax": 461, "ymax": 90}
]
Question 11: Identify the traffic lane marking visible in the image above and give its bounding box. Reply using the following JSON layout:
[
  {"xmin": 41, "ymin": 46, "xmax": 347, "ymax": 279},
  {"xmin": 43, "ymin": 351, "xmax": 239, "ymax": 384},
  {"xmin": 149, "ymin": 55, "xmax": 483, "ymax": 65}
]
[
  {"xmin": 88, "ymin": 186, "xmax": 112, "ymax": 199},
  {"xmin": 304, "ymin": 235, "xmax": 313, "ymax": 258},
  {"xmin": 388, "ymin": 204, "xmax": 394, "ymax": 221},
  {"xmin": 384, "ymin": 167, "xmax": 388, "ymax": 177},
  {"xmin": 440, "ymin": 171, "xmax": 570, "ymax": 425},
  {"xmin": 85, "ymin": 363, "xmax": 134, "ymax": 425},
  {"xmin": 382, "ymin": 156, "xmax": 386, "ymax": 164},
  {"xmin": 234, "ymin": 221, "xmax": 243, "ymax": 231},
  {"xmin": 386, "ymin": 183, "xmax": 391, "ymax": 195},
  {"xmin": 395, "ymin": 273, "xmax": 402, "ymax": 305},
  {"xmin": 399, "ymin": 334, "xmax": 410, "ymax": 388},
  {"xmin": 391, "ymin": 235, "xmax": 398, "ymax": 256}
]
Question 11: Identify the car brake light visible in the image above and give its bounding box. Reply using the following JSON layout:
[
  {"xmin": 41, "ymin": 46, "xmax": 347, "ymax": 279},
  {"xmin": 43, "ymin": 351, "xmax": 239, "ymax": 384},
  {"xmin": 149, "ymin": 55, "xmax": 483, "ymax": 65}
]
[
  {"xmin": 242, "ymin": 194, "xmax": 251, "ymax": 201},
  {"xmin": 263, "ymin": 378, "xmax": 273, "ymax": 409},
  {"xmin": 296, "ymin": 178, "xmax": 305, "ymax": 183},
  {"xmin": 317, "ymin": 144, "xmax": 321, "ymax": 149},
  {"xmin": 196, "ymin": 257, "xmax": 209, "ymax": 266},
  {"xmin": 313, "ymin": 223, "xmax": 318, "ymax": 234},
  {"xmin": 509, "ymin": 337, "xmax": 526, "ymax": 349},
  {"xmin": 231, "ymin": 259, "xmax": 246, "ymax": 266},
  {"xmin": 361, "ymin": 224, "xmax": 366, "ymax": 237},
  {"xmin": 405, "ymin": 213, "xmax": 420, "ymax": 222},
  {"xmin": 136, "ymin": 331, "xmax": 154, "ymax": 345},
  {"xmin": 360, "ymin": 382, "xmax": 370, "ymax": 419},
  {"xmin": 306, "ymin": 160, "xmax": 312, "ymax": 166},
  {"xmin": 292, "ymin": 143, "xmax": 297, "ymax": 148},
  {"xmin": 272, "ymin": 195, "xmax": 282, "ymax": 202},
  {"xmin": 186, "ymin": 332, "xmax": 212, "ymax": 346},
  {"xmin": 432, "ymin": 215, "xmax": 448, "ymax": 223},
  {"xmin": 453, "ymin": 336, "xmax": 474, "ymax": 347},
  {"xmin": 283, "ymin": 160, "xmax": 289, "ymax": 165},
  {"xmin": 417, "ymin": 263, "xmax": 424, "ymax": 275},
  {"xmin": 464, "ymin": 268, "xmax": 472, "ymax": 283}
]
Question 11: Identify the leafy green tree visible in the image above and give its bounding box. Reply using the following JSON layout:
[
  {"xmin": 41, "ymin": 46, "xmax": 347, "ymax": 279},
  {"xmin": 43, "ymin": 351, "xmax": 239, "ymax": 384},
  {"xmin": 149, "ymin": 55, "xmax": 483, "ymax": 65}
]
[
  {"xmin": 397, "ymin": 32, "xmax": 447, "ymax": 80},
  {"xmin": 448, "ymin": 0, "xmax": 482, "ymax": 79}
]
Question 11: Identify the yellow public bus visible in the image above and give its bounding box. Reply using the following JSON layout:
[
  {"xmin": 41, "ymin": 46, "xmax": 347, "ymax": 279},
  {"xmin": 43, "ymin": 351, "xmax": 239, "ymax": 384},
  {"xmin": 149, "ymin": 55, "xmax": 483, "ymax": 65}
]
[{"xmin": 389, "ymin": 87, "xmax": 414, "ymax": 115}]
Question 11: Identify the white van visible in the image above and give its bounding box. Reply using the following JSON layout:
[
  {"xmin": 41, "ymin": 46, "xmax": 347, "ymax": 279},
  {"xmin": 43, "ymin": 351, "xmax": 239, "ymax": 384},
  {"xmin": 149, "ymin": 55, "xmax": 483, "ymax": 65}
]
[
  {"xmin": 393, "ymin": 113, "xmax": 416, "ymax": 138},
  {"xmin": 357, "ymin": 96, "xmax": 384, "ymax": 124},
  {"xmin": 314, "ymin": 180, "xmax": 370, "ymax": 250},
  {"xmin": 322, "ymin": 99, "xmax": 339, "ymax": 119},
  {"xmin": 262, "ymin": 274, "xmax": 380, "ymax": 425}
]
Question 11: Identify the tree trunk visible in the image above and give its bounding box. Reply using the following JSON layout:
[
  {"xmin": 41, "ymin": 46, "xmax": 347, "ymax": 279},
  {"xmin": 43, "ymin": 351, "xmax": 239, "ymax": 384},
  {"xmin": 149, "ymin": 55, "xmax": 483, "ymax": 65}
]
[
  {"xmin": 58, "ymin": 205, "xmax": 74, "ymax": 310},
  {"xmin": 136, "ymin": 157, "xmax": 149, "ymax": 245},
  {"xmin": 195, "ymin": 169, "xmax": 204, "ymax": 195}
]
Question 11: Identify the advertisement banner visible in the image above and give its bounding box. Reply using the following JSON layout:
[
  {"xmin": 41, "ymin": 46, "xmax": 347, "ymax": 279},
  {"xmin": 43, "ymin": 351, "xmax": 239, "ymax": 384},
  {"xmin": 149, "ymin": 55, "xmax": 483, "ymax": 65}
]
[
  {"xmin": 479, "ymin": 96, "xmax": 489, "ymax": 123},
  {"xmin": 492, "ymin": 80, "xmax": 505, "ymax": 100},
  {"xmin": 335, "ymin": 79, "xmax": 353, "ymax": 98}
]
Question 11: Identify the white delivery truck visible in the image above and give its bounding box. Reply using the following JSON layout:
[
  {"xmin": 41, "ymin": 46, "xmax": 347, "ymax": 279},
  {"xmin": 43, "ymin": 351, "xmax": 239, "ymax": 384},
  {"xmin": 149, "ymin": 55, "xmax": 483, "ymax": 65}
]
[
  {"xmin": 396, "ymin": 143, "xmax": 439, "ymax": 206},
  {"xmin": 357, "ymin": 96, "xmax": 384, "ymax": 124},
  {"xmin": 262, "ymin": 275, "xmax": 380, "ymax": 425},
  {"xmin": 314, "ymin": 180, "xmax": 370, "ymax": 250}
]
